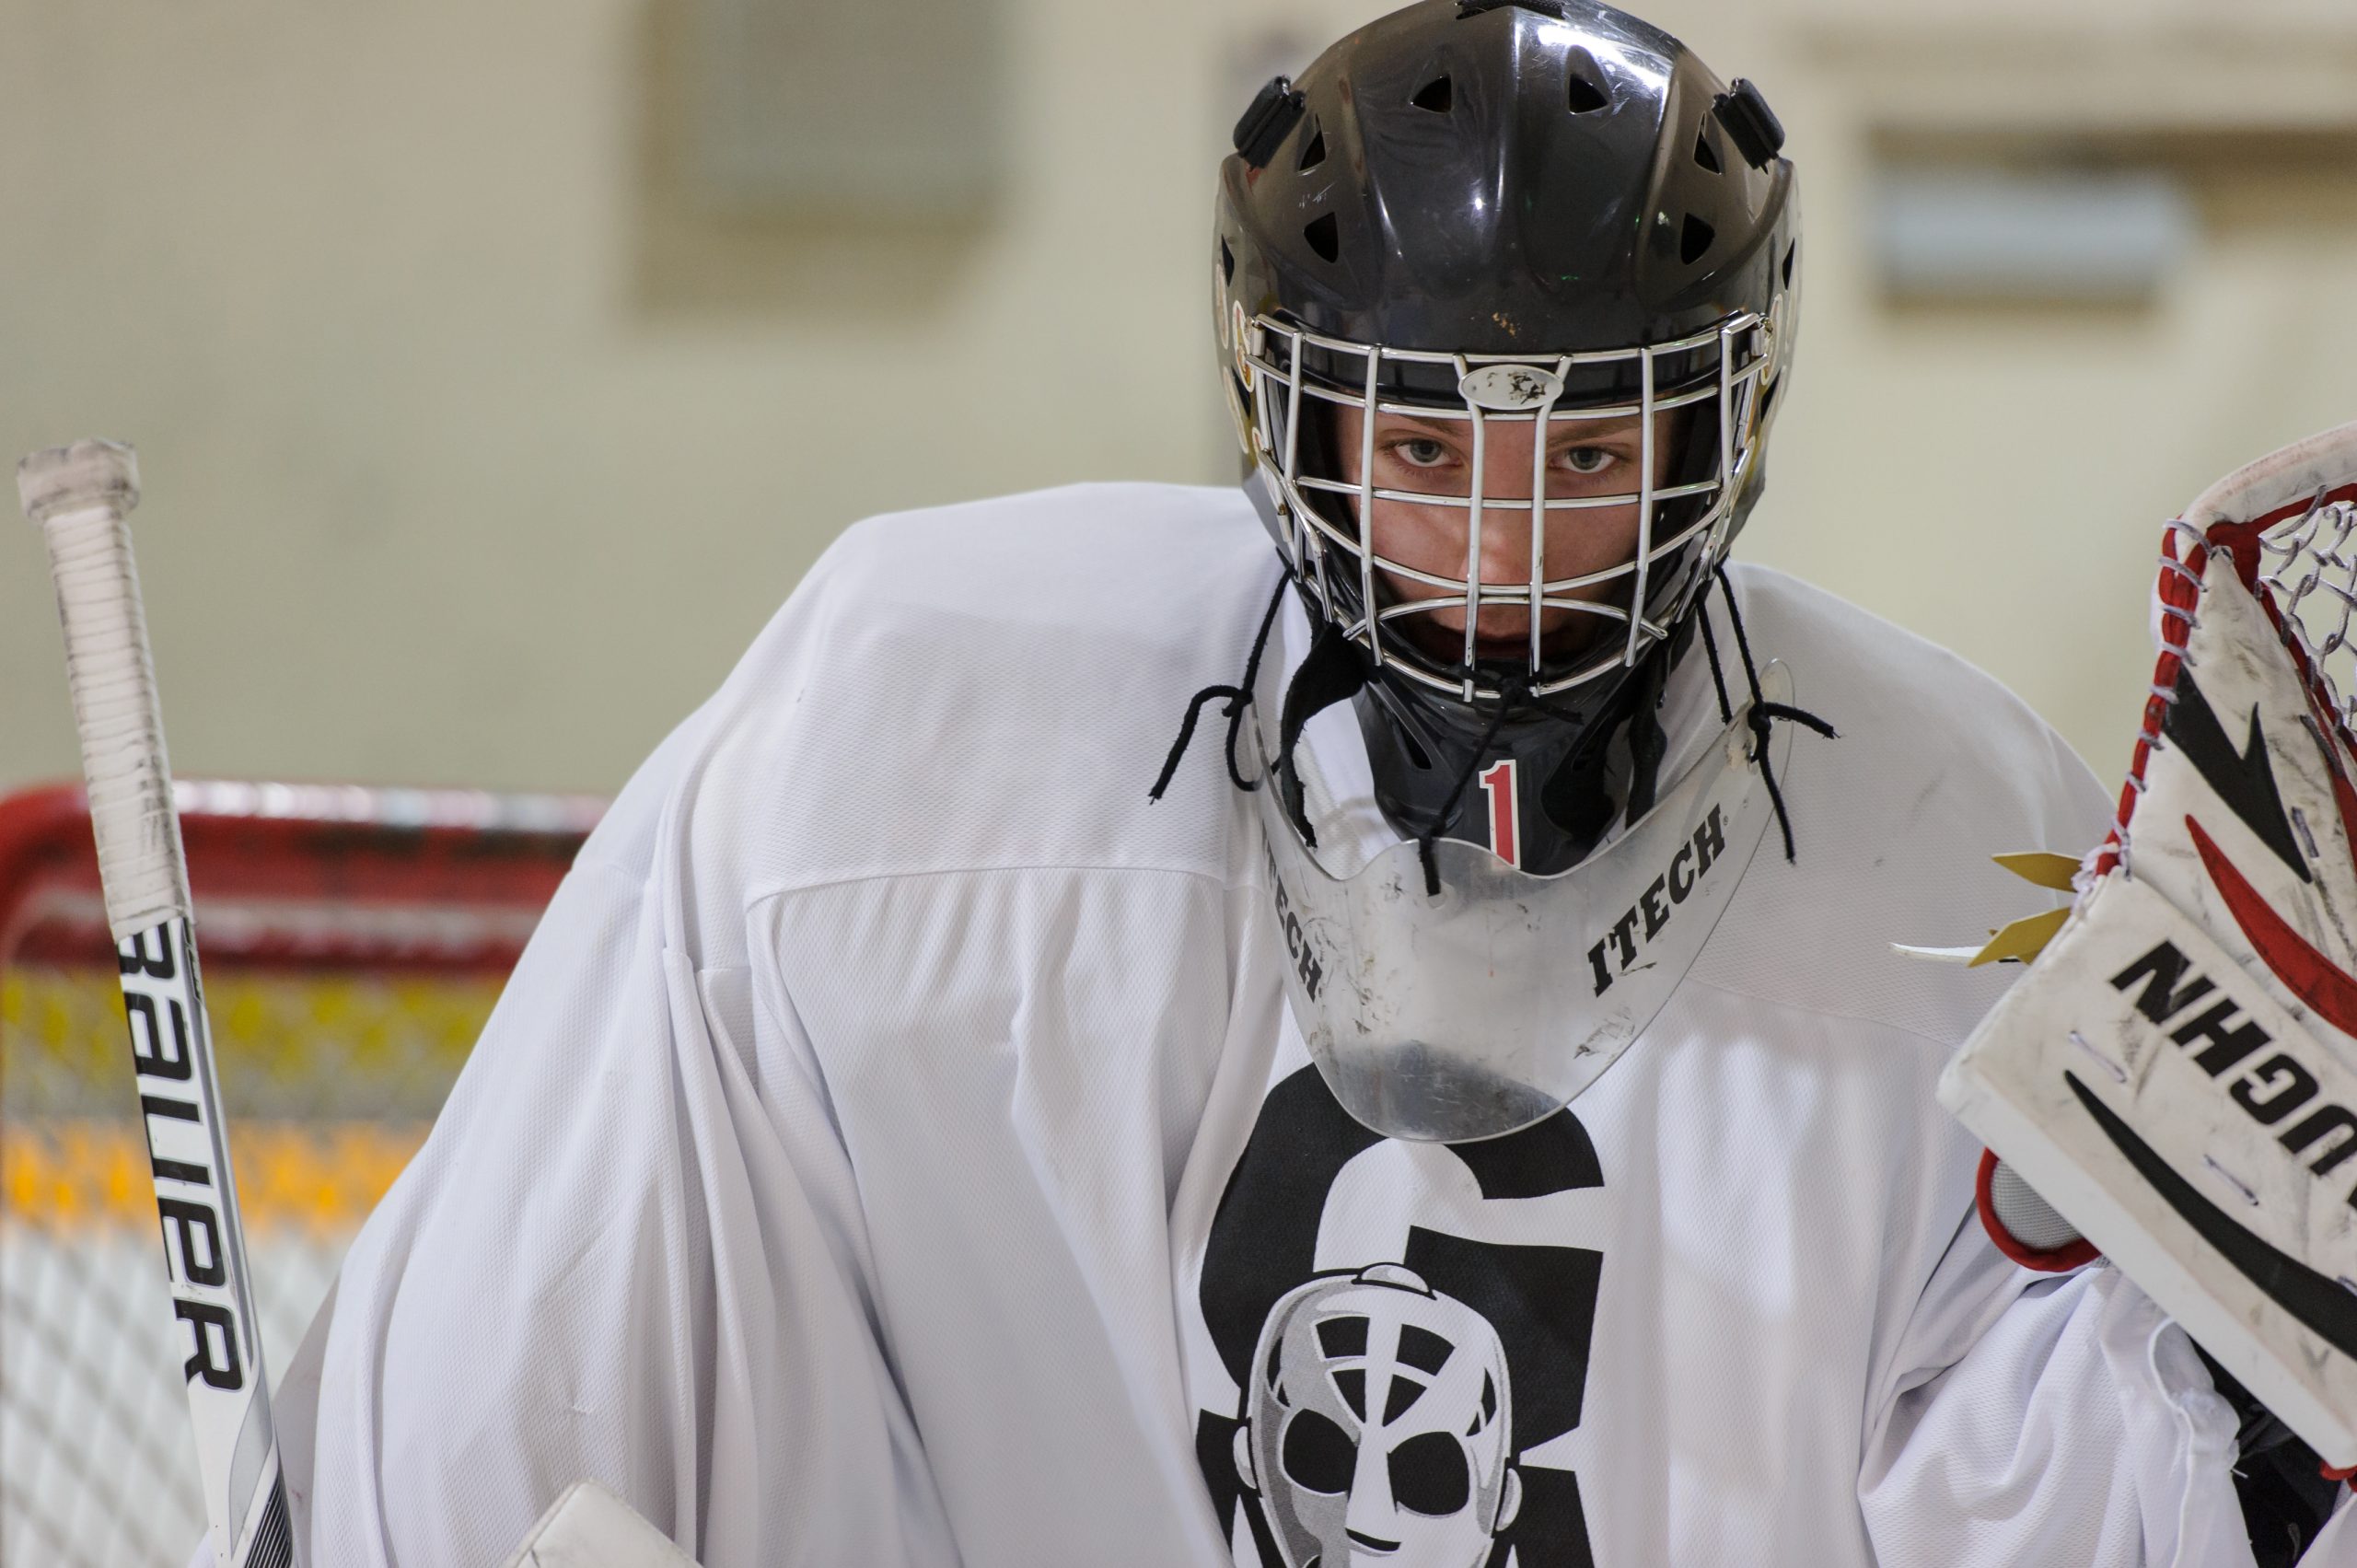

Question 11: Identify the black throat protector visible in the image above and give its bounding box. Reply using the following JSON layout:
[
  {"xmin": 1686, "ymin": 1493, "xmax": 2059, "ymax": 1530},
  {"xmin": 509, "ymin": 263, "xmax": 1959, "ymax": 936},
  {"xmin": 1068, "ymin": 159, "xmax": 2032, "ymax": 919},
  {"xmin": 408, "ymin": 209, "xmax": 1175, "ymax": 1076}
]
[{"xmin": 1350, "ymin": 612, "xmax": 1697, "ymax": 875}]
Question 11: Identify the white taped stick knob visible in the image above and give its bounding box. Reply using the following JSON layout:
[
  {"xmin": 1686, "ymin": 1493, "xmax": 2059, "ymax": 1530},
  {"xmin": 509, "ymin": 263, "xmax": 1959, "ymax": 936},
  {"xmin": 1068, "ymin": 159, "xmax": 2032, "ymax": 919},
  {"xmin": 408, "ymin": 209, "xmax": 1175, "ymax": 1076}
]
[
  {"xmin": 20, "ymin": 437, "xmax": 191, "ymax": 938},
  {"xmin": 18, "ymin": 437, "xmax": 140, "ymax": 524}
]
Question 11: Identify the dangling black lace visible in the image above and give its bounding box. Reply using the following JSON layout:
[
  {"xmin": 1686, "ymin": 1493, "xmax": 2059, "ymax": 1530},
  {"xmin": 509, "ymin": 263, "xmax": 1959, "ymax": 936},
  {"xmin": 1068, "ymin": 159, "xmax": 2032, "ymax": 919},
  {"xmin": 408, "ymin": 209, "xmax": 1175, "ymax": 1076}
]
[
  {"xmin": 1695, "ymin": 599, "xmax": 1735, "ymax": 727},
  {"xmin": 1148, "ymin": 574, "xmax": 1289, "ymax": 803},
  {"xmin": 1714, "ymin": 565, "xmax": 1838, "ymax": 863},
  {"xmin": 1273, "ymin": 622, "xmax": 1371, "ymax": 847}
]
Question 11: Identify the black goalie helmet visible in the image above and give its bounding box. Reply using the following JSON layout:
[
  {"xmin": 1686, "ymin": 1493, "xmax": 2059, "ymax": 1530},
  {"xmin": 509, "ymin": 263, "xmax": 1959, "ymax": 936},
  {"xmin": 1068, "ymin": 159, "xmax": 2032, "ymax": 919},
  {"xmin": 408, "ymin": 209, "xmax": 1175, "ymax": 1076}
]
[{"xmin": 1214, "ymin": 0, "xmax": 1800, "ymax": 875}]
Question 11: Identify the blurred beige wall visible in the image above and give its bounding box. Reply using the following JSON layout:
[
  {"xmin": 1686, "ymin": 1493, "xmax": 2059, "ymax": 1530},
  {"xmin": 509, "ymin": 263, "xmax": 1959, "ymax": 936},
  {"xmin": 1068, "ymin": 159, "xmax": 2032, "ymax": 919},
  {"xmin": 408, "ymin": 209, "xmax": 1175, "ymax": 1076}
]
[{"xmin": 5, "ymin": 0, "xmax": 2354, "ymax": 803}]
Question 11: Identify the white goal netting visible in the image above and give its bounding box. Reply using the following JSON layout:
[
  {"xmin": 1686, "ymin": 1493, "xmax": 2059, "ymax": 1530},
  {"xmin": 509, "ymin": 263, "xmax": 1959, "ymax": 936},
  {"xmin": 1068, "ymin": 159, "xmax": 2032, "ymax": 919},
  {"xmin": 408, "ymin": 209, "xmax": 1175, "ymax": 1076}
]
[{"xmin": 0, "ymin": 782, "xmax": 598, "ymax": 1567}]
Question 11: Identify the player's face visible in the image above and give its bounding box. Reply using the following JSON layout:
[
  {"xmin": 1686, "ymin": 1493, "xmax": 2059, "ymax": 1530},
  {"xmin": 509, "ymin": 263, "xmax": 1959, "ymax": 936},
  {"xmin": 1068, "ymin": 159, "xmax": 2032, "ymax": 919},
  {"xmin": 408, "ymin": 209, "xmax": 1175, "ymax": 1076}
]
[{"xmin": 1333, "ymin": 403, "xmax": 1684, "ymax": 666}]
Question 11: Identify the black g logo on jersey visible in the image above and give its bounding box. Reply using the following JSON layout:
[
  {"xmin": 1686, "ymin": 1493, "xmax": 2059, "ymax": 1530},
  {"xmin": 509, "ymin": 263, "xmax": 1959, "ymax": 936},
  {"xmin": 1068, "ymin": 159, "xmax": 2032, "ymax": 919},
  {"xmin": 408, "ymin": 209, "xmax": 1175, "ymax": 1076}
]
[{"xmin": 1195, "ymin": 1067, "xmax": 1604, "ymax": 1567}]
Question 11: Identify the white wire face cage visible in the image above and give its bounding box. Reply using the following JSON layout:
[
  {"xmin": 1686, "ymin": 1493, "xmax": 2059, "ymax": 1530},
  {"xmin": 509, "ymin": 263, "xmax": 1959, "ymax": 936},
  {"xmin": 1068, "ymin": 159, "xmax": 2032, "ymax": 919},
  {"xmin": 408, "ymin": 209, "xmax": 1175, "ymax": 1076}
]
[{"xmin": 1233, "ymin": 305, "xmax": 1782, "ymax": 703}]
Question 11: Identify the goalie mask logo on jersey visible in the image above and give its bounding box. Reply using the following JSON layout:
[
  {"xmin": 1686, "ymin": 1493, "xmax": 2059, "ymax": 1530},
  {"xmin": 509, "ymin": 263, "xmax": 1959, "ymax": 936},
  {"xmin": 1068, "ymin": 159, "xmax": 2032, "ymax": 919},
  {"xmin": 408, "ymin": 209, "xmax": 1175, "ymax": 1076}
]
[
  {"xmin": 1191, "ymin": 1065, "xmax": 1605, "ymax": 1568},
  {"xmin": 1237, "ymin": 1266, "xmax": 1522, "ymax": 1567}
]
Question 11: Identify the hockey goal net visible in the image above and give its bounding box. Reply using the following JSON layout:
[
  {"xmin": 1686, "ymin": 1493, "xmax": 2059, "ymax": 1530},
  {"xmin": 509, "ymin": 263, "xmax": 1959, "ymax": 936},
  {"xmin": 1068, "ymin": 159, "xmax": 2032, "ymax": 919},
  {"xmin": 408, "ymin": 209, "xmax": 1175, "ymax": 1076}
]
[{"xmin": 0, "ymin": 780, "xmax": 601, "ymax": 1567}]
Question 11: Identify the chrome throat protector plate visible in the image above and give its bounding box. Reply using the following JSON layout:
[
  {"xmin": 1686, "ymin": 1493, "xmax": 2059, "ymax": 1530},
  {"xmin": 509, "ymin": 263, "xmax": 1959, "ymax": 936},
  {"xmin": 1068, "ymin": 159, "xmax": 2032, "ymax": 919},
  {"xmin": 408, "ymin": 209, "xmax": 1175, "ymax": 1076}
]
[{"xmin": 1254, "ymin": 663, "xmax": 1794, "ymax": 1143}]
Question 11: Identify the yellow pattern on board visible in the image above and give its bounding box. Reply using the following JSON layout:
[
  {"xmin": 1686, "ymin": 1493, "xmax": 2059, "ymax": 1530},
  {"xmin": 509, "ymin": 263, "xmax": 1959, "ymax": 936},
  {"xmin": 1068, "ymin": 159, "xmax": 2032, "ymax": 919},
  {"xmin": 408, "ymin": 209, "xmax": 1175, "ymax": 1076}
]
[
  {"xmin": 1, "ymin": 966, "xmax": 499, "ymax": 1079},
  {"xmin": 2, "ymin": 1120, "xmax": 432, "ymax": 1232},
  {"xmin": 1, "ymin": 964, "xmax": 499, "ymax": 1230}
]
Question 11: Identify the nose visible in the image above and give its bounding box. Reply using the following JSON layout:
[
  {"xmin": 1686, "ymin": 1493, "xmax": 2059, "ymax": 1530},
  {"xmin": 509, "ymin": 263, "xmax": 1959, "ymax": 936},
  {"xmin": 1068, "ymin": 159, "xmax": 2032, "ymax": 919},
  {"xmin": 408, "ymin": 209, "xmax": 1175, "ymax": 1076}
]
[
  {"xmin": 1464, "ymin": 425, "xmax": 1543, "ymax": 591},
  {"xmin": 1464, "ymin": 508, "xmax": 1538, "ymax": 594}
]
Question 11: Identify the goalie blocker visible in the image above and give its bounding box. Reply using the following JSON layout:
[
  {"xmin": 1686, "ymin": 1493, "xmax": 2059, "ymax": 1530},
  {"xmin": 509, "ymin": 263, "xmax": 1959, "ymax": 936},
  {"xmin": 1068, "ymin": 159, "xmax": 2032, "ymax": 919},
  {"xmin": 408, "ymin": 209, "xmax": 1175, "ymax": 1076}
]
[{"xmin": 1941, "ymin": 420, "xmax": 2357, "ymax": 1472}]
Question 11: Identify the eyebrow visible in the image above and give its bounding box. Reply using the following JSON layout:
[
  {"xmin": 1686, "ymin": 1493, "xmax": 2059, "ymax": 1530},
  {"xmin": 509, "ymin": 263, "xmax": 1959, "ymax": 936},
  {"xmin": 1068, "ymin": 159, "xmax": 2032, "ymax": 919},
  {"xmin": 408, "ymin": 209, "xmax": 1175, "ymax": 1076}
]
[{"xmin": 1381, "ymin": 412, "xmax": 1643, "ymax": 441}]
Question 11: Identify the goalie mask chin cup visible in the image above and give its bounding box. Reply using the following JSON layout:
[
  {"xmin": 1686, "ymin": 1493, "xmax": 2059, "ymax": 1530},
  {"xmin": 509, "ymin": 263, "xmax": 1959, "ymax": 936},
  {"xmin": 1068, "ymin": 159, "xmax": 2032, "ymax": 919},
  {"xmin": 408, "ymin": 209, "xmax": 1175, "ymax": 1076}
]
[
  {"xmin": 1213, "ymin": 0, "xmax": 1800, "ymax": 872},
  {"xmin": 1250, "ymin": 656, "xmax": 1795, "ymax": 1143}
]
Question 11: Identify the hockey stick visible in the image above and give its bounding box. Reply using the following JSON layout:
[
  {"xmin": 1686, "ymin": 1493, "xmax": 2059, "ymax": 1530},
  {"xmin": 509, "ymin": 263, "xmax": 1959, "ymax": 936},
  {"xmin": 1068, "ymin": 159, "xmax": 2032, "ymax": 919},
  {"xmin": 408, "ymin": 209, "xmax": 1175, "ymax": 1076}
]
[{"xmin": 18, "ymin": 440, "xmax": 300, "ymax": 1568}]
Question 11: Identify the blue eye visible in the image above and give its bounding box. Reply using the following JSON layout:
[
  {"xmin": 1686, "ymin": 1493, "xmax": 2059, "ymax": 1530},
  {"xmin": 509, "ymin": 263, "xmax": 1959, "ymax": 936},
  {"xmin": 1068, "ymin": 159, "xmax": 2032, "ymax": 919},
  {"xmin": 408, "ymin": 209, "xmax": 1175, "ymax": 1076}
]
[
  {"xmin": 1559, "ymin": 447, "xmax": 1614, "ymax": 475},
  {"xmin": 1394, "ymin": 438, "xmax": 1452, "ymax": 468}
]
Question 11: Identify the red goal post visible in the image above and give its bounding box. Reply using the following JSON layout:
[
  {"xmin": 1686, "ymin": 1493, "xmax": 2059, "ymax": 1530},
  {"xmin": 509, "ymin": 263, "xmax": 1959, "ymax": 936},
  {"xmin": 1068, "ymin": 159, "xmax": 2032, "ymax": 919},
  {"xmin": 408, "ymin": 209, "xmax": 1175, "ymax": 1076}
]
[{"xmin": 0, "ymin": 779, "xmax": 602, "ymax": 1567}]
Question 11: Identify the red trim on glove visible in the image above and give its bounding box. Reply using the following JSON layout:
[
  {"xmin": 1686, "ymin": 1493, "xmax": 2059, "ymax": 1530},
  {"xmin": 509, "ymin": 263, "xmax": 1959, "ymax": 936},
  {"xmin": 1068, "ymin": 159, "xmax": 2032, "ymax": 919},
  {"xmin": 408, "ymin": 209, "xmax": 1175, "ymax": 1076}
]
[
  {"xmin": 1975, "ymin": 1148, "xmax": 2102, "ymax": 1272},
  {"xmin": 2189, "ymin": 814, "xmax": 2357, "ymax": 1040}
]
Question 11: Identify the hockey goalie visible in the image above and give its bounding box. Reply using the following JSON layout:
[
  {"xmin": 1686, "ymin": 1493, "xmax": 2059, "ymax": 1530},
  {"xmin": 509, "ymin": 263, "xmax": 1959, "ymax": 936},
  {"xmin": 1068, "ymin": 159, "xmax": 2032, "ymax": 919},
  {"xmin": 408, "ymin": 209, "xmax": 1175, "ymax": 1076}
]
[{"xmin": 151, "ymin": 2, "xmax": 2351, "ymax": 1563}]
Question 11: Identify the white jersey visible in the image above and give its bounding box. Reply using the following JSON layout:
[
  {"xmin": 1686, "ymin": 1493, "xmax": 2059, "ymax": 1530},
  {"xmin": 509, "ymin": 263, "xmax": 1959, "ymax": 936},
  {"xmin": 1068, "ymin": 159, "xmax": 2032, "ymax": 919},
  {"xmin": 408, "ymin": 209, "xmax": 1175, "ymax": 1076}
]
[{"xmin": 229, "ymin": 482, "xmax": 2352, "ymax": 1566}]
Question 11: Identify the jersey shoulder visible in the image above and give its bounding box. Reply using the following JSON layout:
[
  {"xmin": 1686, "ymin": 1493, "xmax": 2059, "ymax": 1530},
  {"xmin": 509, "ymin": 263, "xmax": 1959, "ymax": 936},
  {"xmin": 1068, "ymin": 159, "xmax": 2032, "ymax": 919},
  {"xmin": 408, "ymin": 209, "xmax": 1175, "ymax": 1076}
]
[
  {"xmin": 1731, "ymin": 561, "xmax": 2102, "ymax": 831},
  {"xmin": 810, "ymin": 480, "xmax": 1269, "ymax": 650},
  {"xmin": 578, "ymin": 482, "xmax": 1279, "ymax": 966},
  {"xmin": 1696, "ymin": 562, "xmax": 2114, "ymax": 1049}
]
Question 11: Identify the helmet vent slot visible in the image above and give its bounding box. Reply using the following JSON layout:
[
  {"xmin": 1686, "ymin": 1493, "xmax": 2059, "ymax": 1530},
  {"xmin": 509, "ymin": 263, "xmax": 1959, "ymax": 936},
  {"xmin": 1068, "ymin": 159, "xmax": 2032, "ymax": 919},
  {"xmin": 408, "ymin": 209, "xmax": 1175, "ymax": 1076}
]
[
  {"xmin": 1298, "ymin": 122, "xmax": 1328, "ymax": 173},
  {"xmin": 1692, "ymin": 128, "xmax": 1722, "ymax": 174},
  {"xmin": 1304, "ymin": 212, "xmax": 1341, "ymax": 263},
  {"xmin": 1680, "ymin": 214, "xmax": 1715, "ymax": 265},
  {"xmin": 1220, "ymin": 237, "xmax": 1237, "ymax": 285},
  {"xmin": 1565, "ymin": 54, "xmax": 1608, "ymax": 114},
  {"xmin": 1457, "ymin": 0, "xmax": 1569, "ymax": 17},
  {"xmin": 1782, "ymin": 239, "xmax": 1797, "ymax": 287},
  {"xmin": 1411, "ymin": 74, "xmax": 1455, "ymax": 114}
]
